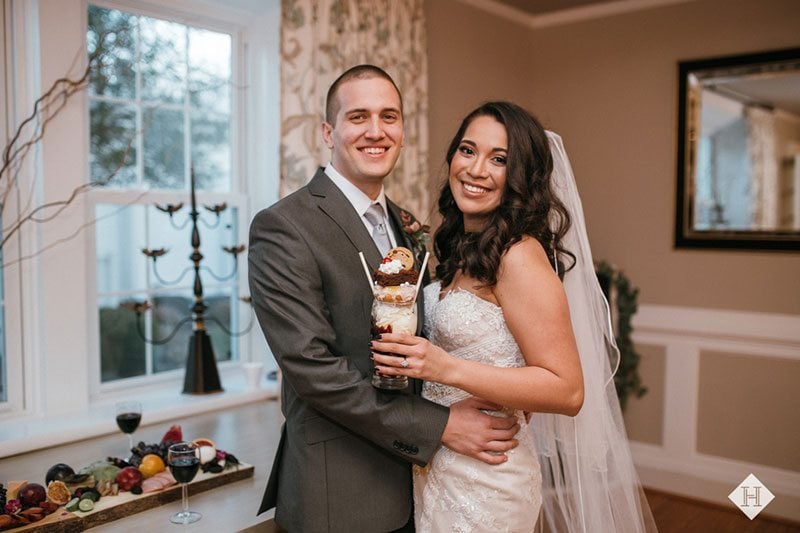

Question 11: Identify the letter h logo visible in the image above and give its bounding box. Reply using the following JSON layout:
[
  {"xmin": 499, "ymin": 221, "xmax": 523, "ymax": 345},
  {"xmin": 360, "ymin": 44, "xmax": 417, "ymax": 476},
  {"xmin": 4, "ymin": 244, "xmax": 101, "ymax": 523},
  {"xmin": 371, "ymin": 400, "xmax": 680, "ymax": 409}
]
[{"xmin": 729, "ymin": 474, "xmax": 774, "ymax": 520}]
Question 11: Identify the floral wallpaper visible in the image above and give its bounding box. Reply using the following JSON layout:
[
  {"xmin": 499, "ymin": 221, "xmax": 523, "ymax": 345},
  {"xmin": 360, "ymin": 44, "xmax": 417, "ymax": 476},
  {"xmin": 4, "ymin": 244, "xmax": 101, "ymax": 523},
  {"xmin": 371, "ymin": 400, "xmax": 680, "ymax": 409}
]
[{"xmin": 280, "ymin": 0, "xmax": 430, "ymax": 220}]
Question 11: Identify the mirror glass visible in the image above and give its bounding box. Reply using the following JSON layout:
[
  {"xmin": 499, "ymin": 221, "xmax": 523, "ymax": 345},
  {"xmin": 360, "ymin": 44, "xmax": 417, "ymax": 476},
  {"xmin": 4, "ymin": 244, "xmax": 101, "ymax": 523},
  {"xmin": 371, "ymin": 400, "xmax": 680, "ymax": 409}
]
[{"xmin": 676, "ymin": 48, "xmax": 800, "ymax": 250}]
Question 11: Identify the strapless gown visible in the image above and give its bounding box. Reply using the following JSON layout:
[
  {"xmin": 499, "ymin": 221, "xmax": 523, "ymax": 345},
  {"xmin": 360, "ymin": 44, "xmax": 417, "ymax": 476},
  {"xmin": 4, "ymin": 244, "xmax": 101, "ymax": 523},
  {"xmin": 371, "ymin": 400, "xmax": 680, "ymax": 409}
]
[{"xmin": 413, "ymin": 282, "xmax": 542, "ymax": 532}]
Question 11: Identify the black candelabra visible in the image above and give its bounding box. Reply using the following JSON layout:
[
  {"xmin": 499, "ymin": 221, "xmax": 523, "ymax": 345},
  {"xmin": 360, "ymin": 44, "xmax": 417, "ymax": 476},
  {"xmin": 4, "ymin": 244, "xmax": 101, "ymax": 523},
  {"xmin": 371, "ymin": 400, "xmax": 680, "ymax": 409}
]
[{"xmin": 122, "ymin": 169, "xmax": 250, "ymax": 394}]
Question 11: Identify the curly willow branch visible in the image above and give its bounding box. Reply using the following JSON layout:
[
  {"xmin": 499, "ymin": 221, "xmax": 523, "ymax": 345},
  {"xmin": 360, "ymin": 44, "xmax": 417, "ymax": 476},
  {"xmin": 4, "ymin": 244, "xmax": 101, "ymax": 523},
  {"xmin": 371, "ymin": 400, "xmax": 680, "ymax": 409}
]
[{"xmin": 0, "ymin": 30, "xmax": 146, "ymax": 254}]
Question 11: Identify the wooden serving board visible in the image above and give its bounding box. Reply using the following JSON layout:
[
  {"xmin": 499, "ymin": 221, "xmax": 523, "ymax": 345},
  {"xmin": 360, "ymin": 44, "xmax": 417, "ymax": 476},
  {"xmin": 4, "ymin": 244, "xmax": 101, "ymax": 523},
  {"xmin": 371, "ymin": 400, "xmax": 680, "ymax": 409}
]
[{"xmin": 6, "ymin": 463, "xmax": 254, "ymax": 532}]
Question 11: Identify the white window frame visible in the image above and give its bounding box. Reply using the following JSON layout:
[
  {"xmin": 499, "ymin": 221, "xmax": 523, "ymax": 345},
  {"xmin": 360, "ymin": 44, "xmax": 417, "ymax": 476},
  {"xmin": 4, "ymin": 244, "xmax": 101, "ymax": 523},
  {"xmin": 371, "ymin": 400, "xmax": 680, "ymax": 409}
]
[
  {"xmin": 0, "ymin": 0, "xmax": 279, "ymax": 423},
  {"xmin": 1, "ymin": 0, "xmax": 40, "ymax": 417},
  {"xmin": 85, "ymin": 1, "xmax": 247, "ymax": 394}
]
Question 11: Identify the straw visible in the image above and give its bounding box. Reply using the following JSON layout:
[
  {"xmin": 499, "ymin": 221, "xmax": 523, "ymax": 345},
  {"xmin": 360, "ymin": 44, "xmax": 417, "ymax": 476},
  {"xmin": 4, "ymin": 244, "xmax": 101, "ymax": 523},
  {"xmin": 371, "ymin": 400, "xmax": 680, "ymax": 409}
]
[
  {"xmin": 358, "ymin": 252, "xmax": 375, "ymax": 291},
  {"xmin": 412, "ymin": 251, "xmax": 430, "ymax": 304}
]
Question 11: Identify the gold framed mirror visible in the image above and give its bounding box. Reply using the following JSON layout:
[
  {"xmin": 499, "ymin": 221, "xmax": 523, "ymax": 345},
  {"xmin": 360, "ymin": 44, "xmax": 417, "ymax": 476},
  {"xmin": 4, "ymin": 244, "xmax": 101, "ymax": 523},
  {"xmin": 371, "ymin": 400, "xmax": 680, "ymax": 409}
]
[{"xmin": 676, "ymin": 47, "xmax": 800, "ymax": 251}]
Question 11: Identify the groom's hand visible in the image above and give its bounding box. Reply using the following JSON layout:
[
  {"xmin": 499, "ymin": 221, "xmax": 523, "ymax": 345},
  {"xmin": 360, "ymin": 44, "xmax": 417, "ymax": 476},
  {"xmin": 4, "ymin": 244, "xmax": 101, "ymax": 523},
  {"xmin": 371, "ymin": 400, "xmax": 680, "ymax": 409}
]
[{"xmin": 441, "ymin": 397, "xmax": 520, "ymax": 465}]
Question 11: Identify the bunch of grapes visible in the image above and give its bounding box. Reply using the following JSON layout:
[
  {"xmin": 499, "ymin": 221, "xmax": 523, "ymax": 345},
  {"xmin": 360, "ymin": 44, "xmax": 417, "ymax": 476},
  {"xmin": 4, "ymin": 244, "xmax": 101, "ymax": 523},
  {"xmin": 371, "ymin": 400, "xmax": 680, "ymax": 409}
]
[{"xmin": 128, "ymin": 441, "xmax": 170, "ymax": 466}]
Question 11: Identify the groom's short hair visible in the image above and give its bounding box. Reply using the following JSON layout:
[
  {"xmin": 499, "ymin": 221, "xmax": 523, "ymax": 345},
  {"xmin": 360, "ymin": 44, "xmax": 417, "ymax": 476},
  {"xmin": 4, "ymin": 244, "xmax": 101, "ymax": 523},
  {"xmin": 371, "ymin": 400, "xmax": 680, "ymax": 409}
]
[{"xmin": 325, "ymin": 64, "xmax": 403, "ymax": 125}]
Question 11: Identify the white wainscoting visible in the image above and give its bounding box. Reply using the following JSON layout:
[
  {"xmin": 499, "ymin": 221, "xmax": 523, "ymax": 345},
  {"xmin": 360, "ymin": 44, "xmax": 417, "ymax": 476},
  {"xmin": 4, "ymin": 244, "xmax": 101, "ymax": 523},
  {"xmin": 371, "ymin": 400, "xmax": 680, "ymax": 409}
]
[{"xmin": 630, "ymin": 304, "xmax": 800, "ymax": 523}]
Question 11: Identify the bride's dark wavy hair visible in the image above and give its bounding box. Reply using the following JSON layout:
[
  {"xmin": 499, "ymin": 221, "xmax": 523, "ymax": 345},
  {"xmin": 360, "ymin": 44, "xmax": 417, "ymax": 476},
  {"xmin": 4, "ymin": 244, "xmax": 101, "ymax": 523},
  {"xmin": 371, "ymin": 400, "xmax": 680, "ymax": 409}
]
[{"xmin": 434, "ymin": 101, "xmax": 575, "ymax": 287}]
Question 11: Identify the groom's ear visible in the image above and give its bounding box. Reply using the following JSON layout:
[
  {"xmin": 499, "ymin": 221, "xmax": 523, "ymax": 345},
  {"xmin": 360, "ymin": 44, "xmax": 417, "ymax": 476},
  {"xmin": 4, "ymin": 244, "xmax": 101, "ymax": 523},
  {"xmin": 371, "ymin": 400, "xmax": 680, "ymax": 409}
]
[{"xmin": 322, "ymin": 122, "xmax": 334, "ymax": 149}]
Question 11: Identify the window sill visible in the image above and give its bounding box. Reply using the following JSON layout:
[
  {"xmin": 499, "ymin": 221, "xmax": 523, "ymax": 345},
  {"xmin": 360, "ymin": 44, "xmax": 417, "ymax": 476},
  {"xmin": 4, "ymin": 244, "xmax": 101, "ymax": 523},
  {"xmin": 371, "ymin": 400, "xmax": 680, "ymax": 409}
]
[{"xmin": 0, "ymin": 374, "xmax": 278, "ymax": 458}]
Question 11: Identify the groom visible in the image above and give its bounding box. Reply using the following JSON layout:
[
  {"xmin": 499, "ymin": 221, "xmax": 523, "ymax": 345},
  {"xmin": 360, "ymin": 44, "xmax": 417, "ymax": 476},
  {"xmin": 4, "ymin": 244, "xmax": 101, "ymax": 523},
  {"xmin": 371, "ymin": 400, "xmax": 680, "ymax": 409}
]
[{"xmin": 249, "ymin": 65, "xmax": 519, "ymax": 532}]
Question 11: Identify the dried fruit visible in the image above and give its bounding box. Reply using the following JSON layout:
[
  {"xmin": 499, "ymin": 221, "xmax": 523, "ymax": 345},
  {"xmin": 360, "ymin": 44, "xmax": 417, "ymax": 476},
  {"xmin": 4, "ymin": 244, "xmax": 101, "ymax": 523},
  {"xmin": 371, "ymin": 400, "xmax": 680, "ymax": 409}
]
[{"xmin": 46, "ymin": 480, "xmax": 71, "ymax": 505}]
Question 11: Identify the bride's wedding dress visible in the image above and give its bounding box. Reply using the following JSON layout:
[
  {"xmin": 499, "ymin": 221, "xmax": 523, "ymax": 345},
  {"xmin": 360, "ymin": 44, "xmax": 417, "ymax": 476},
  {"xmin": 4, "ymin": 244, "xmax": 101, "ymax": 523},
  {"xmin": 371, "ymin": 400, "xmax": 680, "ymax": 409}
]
[{"xmin": 413, "ymin": 281, "xmax": 542, "ymax": 532}]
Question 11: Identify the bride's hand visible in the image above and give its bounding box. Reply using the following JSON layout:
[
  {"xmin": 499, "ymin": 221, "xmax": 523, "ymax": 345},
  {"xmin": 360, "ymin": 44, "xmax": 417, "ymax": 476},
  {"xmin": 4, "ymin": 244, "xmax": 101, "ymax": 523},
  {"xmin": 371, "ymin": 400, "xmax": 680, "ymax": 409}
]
[{"xmin": 371, "ymin": 333, "xmax": 451, "ymax": 383}]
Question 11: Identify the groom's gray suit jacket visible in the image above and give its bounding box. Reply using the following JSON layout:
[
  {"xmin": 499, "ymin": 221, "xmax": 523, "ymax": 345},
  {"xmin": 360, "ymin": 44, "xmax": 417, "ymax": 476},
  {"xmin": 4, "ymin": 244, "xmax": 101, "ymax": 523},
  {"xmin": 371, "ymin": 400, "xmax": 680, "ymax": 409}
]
[{"xmin": 249, "ymin": 169, "xmax": 449, "ymax": 532}]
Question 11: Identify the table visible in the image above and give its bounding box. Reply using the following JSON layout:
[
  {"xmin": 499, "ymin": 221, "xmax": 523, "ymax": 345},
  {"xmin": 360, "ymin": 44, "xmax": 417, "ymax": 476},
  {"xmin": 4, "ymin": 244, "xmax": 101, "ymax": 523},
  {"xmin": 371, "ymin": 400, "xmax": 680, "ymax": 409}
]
[{"xmin": 0, "ymin": 400, "xmax": 283, "ymax": 532}]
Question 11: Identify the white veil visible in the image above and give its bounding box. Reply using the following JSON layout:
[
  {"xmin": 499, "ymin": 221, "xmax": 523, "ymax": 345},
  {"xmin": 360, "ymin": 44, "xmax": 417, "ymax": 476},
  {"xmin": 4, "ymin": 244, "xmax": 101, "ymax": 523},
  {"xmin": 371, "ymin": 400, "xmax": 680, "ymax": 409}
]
[{"xmin": 533, "ymin": 132, "xmax": 657, "ymax": 532}]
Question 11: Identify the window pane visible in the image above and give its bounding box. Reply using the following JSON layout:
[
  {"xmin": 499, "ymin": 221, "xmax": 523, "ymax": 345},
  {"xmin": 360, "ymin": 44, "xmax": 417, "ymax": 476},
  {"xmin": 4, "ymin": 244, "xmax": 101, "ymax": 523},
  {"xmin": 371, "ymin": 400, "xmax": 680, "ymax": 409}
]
[
  {"xmin": 96, "ymin": 204, "xmax": 148, "ymax": 294},
  {"xmin": 205, "ymin": 288, "xmax": 233, "ymax": 363},
  {"xmin": 192, "ymin": 111, "xmax": 230, "ymax": 191},
  {"xmin": 99, "ymin": 296, "xmax": 147, "ymax": 382},
  {"xmin": 152, "ymin": 292, "xmax": 192, "ymax": 373},
  {"xmin": 140, "ymin": 17, "xmax": 186, "ymax": 104},
  {"xmin": 143, "ymin": 106, "xmax": 184, "ymax": 189},
  {"xmin": 200, "ymin": 206, "xmax": 239, "ymax": 276},
  {"xmin": 146, "ymin": 204, "xmax": 191, "ymax": 290},
  {"xmin": 90, "ymin": 101, "xmax": 137, "ymax": 187},
  {"xmin": 189, "ymin": 28, "xmax": 230, "ymax": 114},
  {"xmin": 88, "ymin": 6, "xmax": 136, "ymax": 99}
]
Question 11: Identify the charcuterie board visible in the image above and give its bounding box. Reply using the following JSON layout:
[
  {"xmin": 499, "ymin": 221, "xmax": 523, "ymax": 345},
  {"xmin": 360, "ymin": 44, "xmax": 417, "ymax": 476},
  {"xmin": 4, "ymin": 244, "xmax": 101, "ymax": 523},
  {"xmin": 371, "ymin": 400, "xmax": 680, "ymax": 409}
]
[{"xmin": 6, "ymin": 463, "xmax": 253, "ymax": 532}]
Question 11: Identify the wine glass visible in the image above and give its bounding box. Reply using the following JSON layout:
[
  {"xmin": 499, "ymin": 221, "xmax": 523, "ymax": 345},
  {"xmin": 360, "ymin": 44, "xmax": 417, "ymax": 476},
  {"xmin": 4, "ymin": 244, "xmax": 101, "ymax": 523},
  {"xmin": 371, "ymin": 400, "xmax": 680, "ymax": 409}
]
[
  {"xmin": 167, "ymin": 442, "xmax": 202, "ymax": 524},
  {"xmin": 115, "ymin": 401, "xmax": 142, "ymax": 457}
]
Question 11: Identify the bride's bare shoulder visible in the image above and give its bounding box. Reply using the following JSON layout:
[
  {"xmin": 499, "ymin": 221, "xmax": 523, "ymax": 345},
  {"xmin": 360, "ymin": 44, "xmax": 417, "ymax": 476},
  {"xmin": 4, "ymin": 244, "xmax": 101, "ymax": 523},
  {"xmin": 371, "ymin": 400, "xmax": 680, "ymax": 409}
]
[{"xmin": 500, "ymin": 236, "xmax": 551, "ymax": 273}]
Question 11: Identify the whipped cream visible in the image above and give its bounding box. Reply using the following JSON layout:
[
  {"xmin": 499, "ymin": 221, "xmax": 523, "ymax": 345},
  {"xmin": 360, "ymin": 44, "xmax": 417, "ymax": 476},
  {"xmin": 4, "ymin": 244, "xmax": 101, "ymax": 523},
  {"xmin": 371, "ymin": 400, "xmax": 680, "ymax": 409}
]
[{"xmin": 377, "ymin": 258, "xmax": 404, "ymax": 274}]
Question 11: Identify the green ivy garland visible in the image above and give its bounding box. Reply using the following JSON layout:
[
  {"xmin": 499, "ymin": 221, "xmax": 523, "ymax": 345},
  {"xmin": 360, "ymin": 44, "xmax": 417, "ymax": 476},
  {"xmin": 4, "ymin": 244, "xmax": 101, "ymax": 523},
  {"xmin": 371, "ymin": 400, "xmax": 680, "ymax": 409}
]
[{"xmin": 595, "ymin": 261, "xmax": 647, "ymax": 411}]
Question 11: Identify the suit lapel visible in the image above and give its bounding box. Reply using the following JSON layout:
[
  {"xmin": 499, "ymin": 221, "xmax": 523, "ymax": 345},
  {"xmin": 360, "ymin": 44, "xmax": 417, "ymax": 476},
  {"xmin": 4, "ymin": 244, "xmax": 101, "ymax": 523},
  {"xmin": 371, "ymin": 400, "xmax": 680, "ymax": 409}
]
[{"xmin": 308, "ymin": 169, "xmax": 383, "ymax": 268}]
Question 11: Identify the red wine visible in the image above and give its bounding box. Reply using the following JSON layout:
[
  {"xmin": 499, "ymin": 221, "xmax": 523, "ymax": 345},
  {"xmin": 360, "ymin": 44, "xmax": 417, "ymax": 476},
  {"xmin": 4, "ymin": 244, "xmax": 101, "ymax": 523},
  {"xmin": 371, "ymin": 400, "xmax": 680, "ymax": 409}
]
[
  {"xmin": 116, "ymin": 412, "xmax": 142, "ymax": 434},
  {"xmin": 169, "ymin": 457, "xmax": 200, "ymax": 483}
]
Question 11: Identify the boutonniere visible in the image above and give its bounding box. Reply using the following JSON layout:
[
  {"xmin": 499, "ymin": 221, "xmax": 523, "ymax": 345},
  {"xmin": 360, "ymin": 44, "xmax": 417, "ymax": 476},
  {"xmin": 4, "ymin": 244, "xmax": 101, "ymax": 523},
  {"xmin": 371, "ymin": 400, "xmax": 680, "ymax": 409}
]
[{"xmin": 399, "ymin": 209, "xmax": 431, "ymax": 265}]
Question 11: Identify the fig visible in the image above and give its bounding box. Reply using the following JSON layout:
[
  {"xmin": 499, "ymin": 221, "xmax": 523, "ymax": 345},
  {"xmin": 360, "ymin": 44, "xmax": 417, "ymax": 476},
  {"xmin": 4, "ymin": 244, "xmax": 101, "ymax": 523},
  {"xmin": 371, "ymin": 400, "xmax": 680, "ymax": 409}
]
[
  {"xmin": 46, "ymin": 480, "xmax": 71, "ymax": 505},
  {"xmin": 18, "ymin": 483, "xmax": 47, "ymax": 508},
  {"xmin": 115, "ymin": 467, "xmax": 143, "ymax": 491},
  {"xmin": 46, "ymin": 463, "xmax": 75, "ymax": 485},
  {"xmin": 5, "ymin": 498, "xmax": 22, "ymax": 514}
]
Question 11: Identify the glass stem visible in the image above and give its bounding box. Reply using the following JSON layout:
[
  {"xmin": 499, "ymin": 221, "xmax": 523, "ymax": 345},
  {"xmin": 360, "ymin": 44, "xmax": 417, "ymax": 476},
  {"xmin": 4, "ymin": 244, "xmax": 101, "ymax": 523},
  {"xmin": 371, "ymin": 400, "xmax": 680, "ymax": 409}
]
[
  {"xmin": 182, "ymin": 483, "xmax": 189, "ymax": 513},
  {"xmin": 127, "ymin": 433, "xmax": 133, "ymax": 454}
]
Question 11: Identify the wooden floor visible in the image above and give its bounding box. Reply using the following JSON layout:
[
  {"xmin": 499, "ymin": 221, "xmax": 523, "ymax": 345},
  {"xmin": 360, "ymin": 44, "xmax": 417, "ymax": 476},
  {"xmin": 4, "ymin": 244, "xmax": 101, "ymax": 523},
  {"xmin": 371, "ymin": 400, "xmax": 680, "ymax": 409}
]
[{"xmin": 644, "ymin": 488, "xmax": 800, "ymax": 533}]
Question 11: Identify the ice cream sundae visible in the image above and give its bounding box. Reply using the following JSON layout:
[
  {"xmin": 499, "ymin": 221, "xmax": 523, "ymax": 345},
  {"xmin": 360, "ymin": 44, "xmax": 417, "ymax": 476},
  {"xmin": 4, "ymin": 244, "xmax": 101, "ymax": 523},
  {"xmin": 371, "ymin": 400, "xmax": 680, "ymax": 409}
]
[{"xmin": 370, "ymin": 247, "xmax": 420, "ymax": 389}]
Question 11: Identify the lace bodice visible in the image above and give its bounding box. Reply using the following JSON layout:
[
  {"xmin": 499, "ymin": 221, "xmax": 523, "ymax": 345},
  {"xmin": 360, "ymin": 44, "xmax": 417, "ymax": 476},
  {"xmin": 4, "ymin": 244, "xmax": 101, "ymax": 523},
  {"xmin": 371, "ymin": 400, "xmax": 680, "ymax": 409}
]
[
  {"xmin": 421, "ymin": 281, "xmax": 526, "ymax": 407},
  {"xmin": 414, "ymin": 281, "xmax": 542, "ymax": 532}
]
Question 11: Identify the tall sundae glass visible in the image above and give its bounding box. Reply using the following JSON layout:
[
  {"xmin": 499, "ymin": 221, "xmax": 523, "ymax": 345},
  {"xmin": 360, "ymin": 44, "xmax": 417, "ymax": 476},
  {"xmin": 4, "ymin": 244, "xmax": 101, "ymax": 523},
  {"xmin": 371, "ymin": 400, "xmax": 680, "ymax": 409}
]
[
  {"xmin": 360, "ymin": 247, "xmax": 428, "ymax": 390},
  {"xmin": 371, "ymin": 296, "xmax": 417, "ymax": 389}
]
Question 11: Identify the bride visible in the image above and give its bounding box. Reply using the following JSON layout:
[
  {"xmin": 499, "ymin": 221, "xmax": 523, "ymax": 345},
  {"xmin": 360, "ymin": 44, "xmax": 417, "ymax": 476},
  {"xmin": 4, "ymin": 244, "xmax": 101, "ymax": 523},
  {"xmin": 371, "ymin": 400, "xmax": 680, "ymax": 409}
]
[{"xmin": 372, "ymin": 101, "xmax": 656, "ymax": 532}]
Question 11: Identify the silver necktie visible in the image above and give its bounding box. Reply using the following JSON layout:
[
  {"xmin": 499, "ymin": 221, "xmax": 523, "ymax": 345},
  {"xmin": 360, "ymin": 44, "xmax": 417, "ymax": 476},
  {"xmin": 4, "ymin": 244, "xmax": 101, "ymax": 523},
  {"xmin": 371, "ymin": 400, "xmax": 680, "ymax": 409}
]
[{"xmin": 364, "ymin": 203, "xmax": 391, "ymax": 256}]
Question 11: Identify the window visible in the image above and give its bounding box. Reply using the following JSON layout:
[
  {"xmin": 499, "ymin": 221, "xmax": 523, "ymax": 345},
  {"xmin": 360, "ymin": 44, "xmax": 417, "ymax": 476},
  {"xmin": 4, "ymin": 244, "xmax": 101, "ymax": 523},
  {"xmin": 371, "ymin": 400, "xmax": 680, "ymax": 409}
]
[
  {"xmin": 87, "ymin": 4, "xmax": 244, "ymax": 384},
  {"xmin": 0, "ymin": 0, "xmax": 278, "ymax": 424}
]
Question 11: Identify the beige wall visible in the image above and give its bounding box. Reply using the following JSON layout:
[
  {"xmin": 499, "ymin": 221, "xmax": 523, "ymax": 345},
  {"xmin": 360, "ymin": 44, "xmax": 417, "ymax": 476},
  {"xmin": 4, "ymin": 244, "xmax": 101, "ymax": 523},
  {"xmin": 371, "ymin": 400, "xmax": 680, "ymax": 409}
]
[
  {"xmin": 425, "ymin": 0, "xmax": 536, "ymax": 218},
  {"xmin": 697, "ymin": 350, "xmax": 800, "ymax": 472},
  {"xmin": 425, "ymin": 0, "xmax": 800, "ymax": 314}
]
